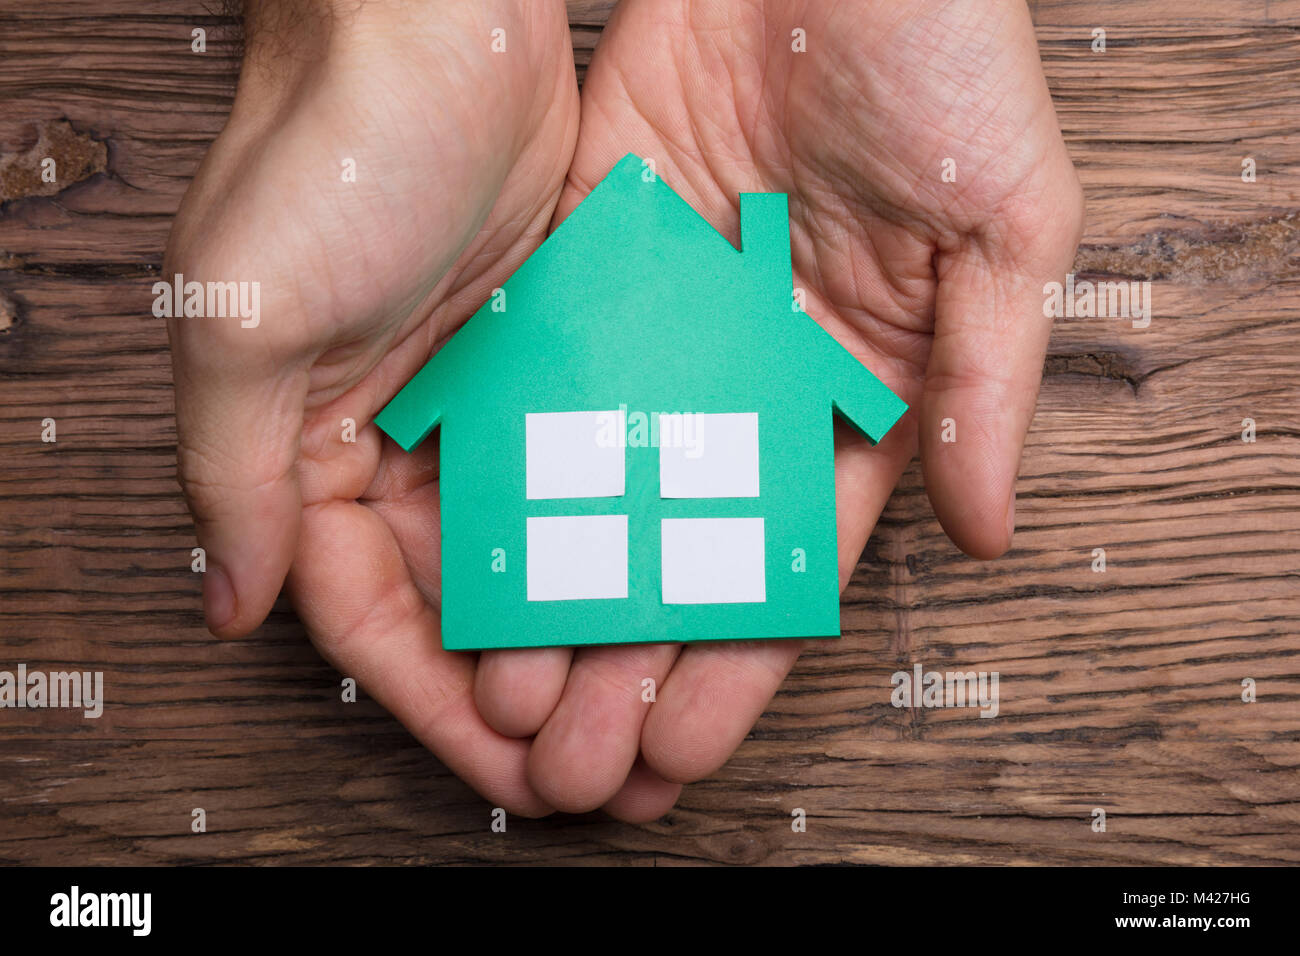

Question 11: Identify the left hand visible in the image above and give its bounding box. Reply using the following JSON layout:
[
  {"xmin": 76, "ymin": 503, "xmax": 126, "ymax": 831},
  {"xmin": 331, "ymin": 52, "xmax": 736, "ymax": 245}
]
[{"xmin": 473, "ymin": 0, "xmax": 1085, "ymax": 821}]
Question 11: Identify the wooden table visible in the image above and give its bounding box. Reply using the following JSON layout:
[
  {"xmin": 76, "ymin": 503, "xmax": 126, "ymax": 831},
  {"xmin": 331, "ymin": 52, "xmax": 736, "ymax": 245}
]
[{"xmin": 1, "ymin": 0, "xmax": 1297, "ymax": 865}]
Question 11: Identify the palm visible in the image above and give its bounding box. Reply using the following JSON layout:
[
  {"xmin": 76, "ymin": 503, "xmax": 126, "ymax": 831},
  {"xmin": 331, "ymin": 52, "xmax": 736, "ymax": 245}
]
[
  {"xmin": 564, "ymin": 0, "xmax": 1079, "ymax": 449},
  {"xmin": 471, "ymin": 0, "xmax": 1082, "ymax": 817},
  {"xmin": 169, "ymin": 8, "xmax": 578, "ymax": 409}
]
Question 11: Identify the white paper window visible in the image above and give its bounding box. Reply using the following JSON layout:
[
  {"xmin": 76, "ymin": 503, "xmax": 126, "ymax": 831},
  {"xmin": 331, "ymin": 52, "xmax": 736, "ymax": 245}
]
[
  {"xmin": 527, "ymin": 515, "xmax": 628, "ymax": 601},
  {"xmin": 661, "ymin": 517, "xmax": 765, "ymax": 604},
  {"xmin": 526, "ymin": 410, "xmax": 625, "ymax": 500},
  {"xmin": 658, "ymin": 413, "xmax": 759, "ymax": 498}
]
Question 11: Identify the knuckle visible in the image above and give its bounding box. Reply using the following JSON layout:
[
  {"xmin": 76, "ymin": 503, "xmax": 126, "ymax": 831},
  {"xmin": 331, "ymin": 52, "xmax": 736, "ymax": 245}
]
[{"xmin": 175, "ymin": 436, "xmax": 295, "ymax": 515}]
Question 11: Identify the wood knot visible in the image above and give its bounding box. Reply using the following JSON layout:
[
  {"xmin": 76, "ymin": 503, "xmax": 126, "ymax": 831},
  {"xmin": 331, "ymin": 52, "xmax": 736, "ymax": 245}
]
[{"xmin": 0, "ymin": 119, "xmax": 108, "ymax": 205}]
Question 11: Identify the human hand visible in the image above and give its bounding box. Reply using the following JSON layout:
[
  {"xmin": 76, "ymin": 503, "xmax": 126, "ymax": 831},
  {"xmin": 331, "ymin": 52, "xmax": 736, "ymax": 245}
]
[
  {"xmin": 165, "ymin": 0, "xmax": 578, "ymax": 815},
  {"xmin": 471, "ymin": 0, "xmax": 1084, "ymax": 817}
]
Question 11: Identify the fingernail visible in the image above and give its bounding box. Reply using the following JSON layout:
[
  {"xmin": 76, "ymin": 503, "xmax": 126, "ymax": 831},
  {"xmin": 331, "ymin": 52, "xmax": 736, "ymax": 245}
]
[
  {"xmin": 203, "ymin": 564, "xmax": 236, "ymax": 634},
  {"xmin": 1005, "ymin": 495, "xmax": 1017, "ymax": 543}
]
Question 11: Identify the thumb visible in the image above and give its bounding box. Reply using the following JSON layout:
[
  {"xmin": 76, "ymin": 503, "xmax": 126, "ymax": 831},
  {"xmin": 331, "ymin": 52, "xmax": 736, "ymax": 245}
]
[
  {"xmin": 169, "ymin": 323, "xmax": 307, "ymax": 637},
  {"xmin": 920, "ymin": 196, "xmax": 1083, "ymax": 559}
]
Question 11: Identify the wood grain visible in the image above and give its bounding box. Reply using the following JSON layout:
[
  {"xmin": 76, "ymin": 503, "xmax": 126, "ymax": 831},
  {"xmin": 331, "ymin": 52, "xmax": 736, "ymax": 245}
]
[{"xmin": 0, "ymin": 0, "xmax": 1297, "ymax": 865}]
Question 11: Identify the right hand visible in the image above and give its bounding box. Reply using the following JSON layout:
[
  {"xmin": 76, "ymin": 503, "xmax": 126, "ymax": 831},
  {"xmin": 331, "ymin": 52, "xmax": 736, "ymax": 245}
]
[{"xmin": 165, "ymin": 0, "xmax": 578, "ymax": 815}]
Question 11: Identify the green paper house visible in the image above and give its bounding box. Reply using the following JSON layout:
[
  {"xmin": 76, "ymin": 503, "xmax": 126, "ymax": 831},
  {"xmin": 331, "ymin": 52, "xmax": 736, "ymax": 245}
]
[{"xmin": 374, "ymin": 154, "xmax": 906, "ymax": 651}]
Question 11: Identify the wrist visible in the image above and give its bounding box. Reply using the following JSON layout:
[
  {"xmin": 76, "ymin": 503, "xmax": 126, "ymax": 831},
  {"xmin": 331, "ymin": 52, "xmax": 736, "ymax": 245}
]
[
  {"xmin": 230, "ymin": 0, "xmax": 422, "ymax": 117},
  {"xmin": 237, "ymin": 0, "xmax": 374, "ymax": 70}
]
